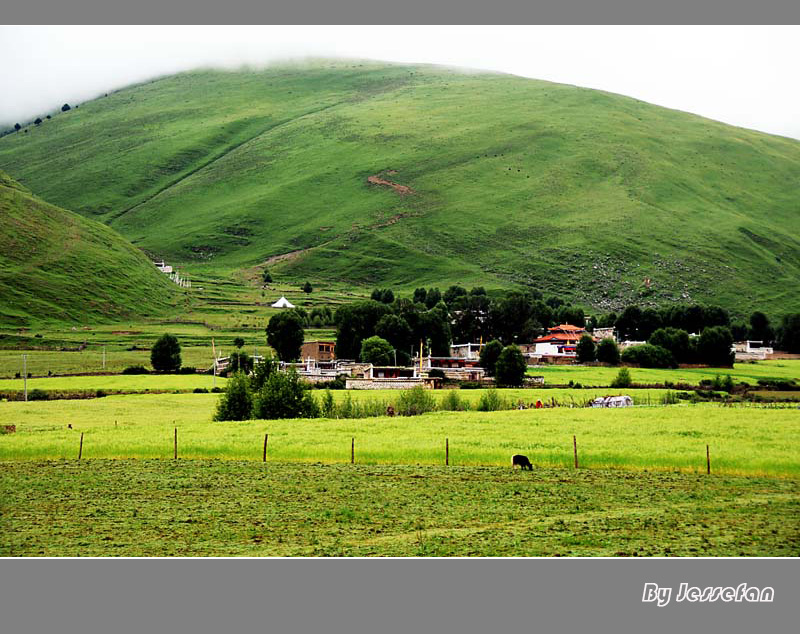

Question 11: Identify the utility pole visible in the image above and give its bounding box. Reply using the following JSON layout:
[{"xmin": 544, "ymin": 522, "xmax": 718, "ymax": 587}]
[{"xmin": 23, "ymin": 354, "xmax": 27, "ymax": 402}]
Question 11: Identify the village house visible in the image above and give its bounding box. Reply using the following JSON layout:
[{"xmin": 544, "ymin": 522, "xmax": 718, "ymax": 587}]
[
  {"xmin": 301, "ymin": 340, "xmax": 336, "ymax": 362},
  {"xmin": 733, "ymin": 340, "xmax": 774, "ymax": 361},
  {"xmin": 449, "ymin": 343, "xmax": 482, "ymax": 360},
  {"xmin": 526, "ymin": 324, "xmax": 588, "ymax": 362},
  {"xmin": 418, "ymin": 354, "xmax": 486, "ymax": 381}
]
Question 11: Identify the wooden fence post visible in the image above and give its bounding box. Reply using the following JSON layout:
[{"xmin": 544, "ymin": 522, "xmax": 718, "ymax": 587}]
[
  {"xmin": 706, "ymin": 444, "xmax": 711, "ymax": 475},
  {"xmin": 263, "ymin": 433, "xmax": 268, "ymax": 463},
  {"xmin": 446, "ymin": 438, "xmax": 449, "ymax": 466},
  {"xmin": 78, "ymin": 432, "xmax": 84, "ymax": 461},
  {"xmin": 174, "ymin": 427, "xmax": 178, "ymax": 460},
  {"xmin": 351, "ymin": 437, "xmax": 355, "ymax": 464},
  {"xmin": 573, "ymin": 435, "xmax": 578, "ymax": 469}
]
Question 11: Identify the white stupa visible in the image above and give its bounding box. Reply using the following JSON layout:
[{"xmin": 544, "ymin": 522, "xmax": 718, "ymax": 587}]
[{"xmin": 271, "ymin": 296, "xmax": 295, "ymax": 308}]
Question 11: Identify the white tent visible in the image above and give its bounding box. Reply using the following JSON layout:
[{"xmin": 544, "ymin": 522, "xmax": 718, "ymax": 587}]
[{"xmin": 271, "ymin": 296, "xmax": 295, "ymax": 308}]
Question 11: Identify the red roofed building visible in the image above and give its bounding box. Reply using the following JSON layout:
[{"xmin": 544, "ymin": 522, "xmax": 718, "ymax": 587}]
[{"xmin": 529, "ymin": 324, "xmax": 589, "ymax": 358}]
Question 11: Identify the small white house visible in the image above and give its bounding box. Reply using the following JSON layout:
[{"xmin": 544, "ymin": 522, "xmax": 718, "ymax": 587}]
[{"xmin": 271, "ymin": 296, "xmax": 295, "ymax": 309}]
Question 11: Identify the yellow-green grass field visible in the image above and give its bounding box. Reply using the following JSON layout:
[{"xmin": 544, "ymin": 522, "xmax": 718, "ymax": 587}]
[
  {"xmin": 527, "ymin": 360, "xmax": 800, "ymax": 386},
  {"xmin": 0, "ymin": 373, "xmax": 227, "ymax": 392},
  {"xmin": 2, "ymin": 393, "xmax": 798, "ymax": 476}
]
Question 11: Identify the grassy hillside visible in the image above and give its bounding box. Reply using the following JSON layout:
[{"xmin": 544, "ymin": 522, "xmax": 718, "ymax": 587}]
[
  {"xmin": 0, "ymin": 170, "xmax": 179, "ymax": 327},
  {"xmin": 1, "ymin": 60, "xmax": 799, "ymax": 315}
]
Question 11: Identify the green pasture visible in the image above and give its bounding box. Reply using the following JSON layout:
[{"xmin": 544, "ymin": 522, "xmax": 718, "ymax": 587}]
[
  {"xmin": 2, "ymin": 62, "xmax": 799, "ymax": 313},
  {"xmin": 2, "ymin": 393, "xmax": 798, "ymax": 476},
  {"xmin": 2, "ymin": 461, "xmax": 798, "ymax": 556},
  {"xmin": 528, "ymin": 360, "xmax": 800, "ymax": 386},
  {"xmin": 0, "ymin": 373, "xmax": 227, "ymax": 392}
]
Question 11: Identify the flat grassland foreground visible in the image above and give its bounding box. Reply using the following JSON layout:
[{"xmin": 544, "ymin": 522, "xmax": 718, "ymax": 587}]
[
  {"xmin": 1, "ymin": 396, "xmax": 799, "ymax": 556},
  {"xmin": 1, "ymin": 461, "xmax": 798, "ymax": 556}
]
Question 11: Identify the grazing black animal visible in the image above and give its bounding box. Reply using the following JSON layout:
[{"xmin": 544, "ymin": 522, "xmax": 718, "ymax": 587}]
[{"xmin": 512, "ymin": 454, "xmax": 533, "ymax": 471}]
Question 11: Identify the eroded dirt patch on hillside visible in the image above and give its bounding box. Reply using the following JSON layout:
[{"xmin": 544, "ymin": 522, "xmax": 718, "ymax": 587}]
[{"xmin": 367, "ymin": 172, "xmax": 415, "ymax": 195}]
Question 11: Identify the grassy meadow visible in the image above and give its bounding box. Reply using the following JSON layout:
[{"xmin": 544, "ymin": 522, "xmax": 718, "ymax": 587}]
[
  {"xmin": 2, "ymin": 394, "xmax": 798, "ymax": 477},
  {"xmin": 2, "ymin": 460, "xmax": 798, "ymax": 556},
  {"xmin": 527, "ymin": 359, "xmax": 800, "ymax": 386}
]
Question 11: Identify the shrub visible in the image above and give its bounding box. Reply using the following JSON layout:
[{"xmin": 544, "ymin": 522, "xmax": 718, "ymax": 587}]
[
  {"xmin": 122, "ymin": 365, "xmax": 149, "ymax": 375},
  {"xmin": 95, "ymin": 389, "xmax": 107, "ymax": 398},
  {"xmin": 476, "ymin": 388, "xmax": 504, "ymax": 412},
  {"xmin": 320, "ymin": 389, "xmax": 336, "ymax": 418},
  {"xmin": 396, "ymin": 386, "xmax": 436, "ymax": 416},
  {"xmin": 610, "ymin": 367, "xmax": 632, "ymax": 388},
  {"xmin": 459, "ymin": 381, "xmax": 482, "ymax": 389},
  {"xmin": 621, "ymin": 344, "xmax": 676, "ymax": 369},
  {"xmin": 150, "ymin": 333, "xmax": 181, "ymax": 372},
  {"xmin": 338, "ymin": 392, "xmax": 354, "ymax": 419},
  {"xmin": 253, "ymin": 368, "xmax": 318, "ymax": 419},
  {"xmin": 178, "ymin": 366, "xmax": 197, "ymax": 374},
  {"xmin": 494, "ymin": 345, "xmax": 527, "ymax": 387},
  {"xmin": 28, "ymin": 389, "xmax": 49, "ymax": 401},
  {"xmin": 210, "ymin": 387, "xmax": 223, "ymax": 393},
  {"xmin": 661, "ymin": 391, "xmax": 679, "ymax": 405},
  {"xmin": 213, "ymin": 372, "xmax": 254, "ymax": 421},
  {"xmin": 250, "ymin": 355, "xmax": 278, "ymax": 391},
  {"xmin": 193, "ymin": 387, "xmax": 209, "ymax": 394},
  {"xmin": 440, "ymin": 389, "xmax": 468, "ymax": 411},
  {"xmin": 428, "ymin": 368, "xmax": 445, "ymax": 379}
]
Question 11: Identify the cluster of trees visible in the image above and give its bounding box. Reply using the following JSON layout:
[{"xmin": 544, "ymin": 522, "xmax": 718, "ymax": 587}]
[
  {"xmin": 331, "ymin": 286, "xmax": 588, "ymax": 365},
  {"xmin": 572, "ymin": 325, "xmax": 736, "ymax": 369},
  {"xmin": 214, "ymin": 357, "xmax": 319, "ymax": 421}
]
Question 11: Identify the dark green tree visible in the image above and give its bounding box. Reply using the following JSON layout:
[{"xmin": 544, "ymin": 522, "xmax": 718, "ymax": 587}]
[
  {"xmin": 302, "ymin": 281, "xmax": 313, "ymax": 293},
  {"xmin": 696, "ymin": 326, "xmax": 734, "ymax": 367},
  {"xmin": 576, "ymin": 334, "xmax": 596, "ymax": 363},
  {"xmin": 360, "ymin": 336, "xmax": 395, "ymax": 365},
  {"xmin": 228, "ymin": 350, "xmax": 253, "ymax": 374},
  {"xmin": 748, "ymin": 311, "xmax": 773, "ymax": 343},
  {"xmin": 213, "ymin": 372, "xmax": 254, "ymax": 421},
  {"xmin": 776, "ymin": 314, "xmax": 800, "ymax": 353},
  {"xmin": 494, "ymin": 345, "xmax": 527, "ymax": 387},
  {"xmin": 262, "ymin": 270, "xmax": 272, "ymax": 284},
  {"xmin": 233, "ymin": 337, "xmax": 245, "ymax": 349},
  {"xmin": 375, "ymin": 314, "xmax": 412, "ymax": 352},
  {"xmin": 266, "ymin": 312, "xmax": 304, "ymax": 361},
  {"xmin": 413, "ymin": 287, "xmax": 427, "ymax": 304},
  {"xmin": 479, "ymin": 339, "xmax": 504, "ymax": 376},
  {"xmin": 14, "ymin": 123, "xmax": 20, "ymax": 131},
  {"xmin": 424, "ymin": 287, "xmax": 442, "ymax": 309},
  {"xmin": 649, "ymin": 327, "xmax": 692, "ymax": 364},
  {"xmin": 595, "ymin": 338, "xmax": 621, "ymax": 365},
  {"xmin": 443, "ymin": 285, "xmax": 468, "ymax": 305},
  {"xmin": 334, "ymin": 301, "xmax": 392, "ymax": 359},
  {"xmin": 621, "ymin": 344, "xmax": 676, "ymax": 369},
  {"xmin": 61, "ymin": 103, "xmax": 71, "ymax": 112},
  {"xmin": 150, "ymin": 333, "xmax": 181, "ymax": 372}
]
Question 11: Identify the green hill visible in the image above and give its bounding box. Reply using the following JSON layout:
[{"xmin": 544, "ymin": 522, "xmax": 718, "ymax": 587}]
[
  {"xmin": 1, "ymin": 60, "xmax": 799, "ymax": 315},
  {"xmin": 0, "ymin": 170, "xmax": 179, "ymax": 327}
]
